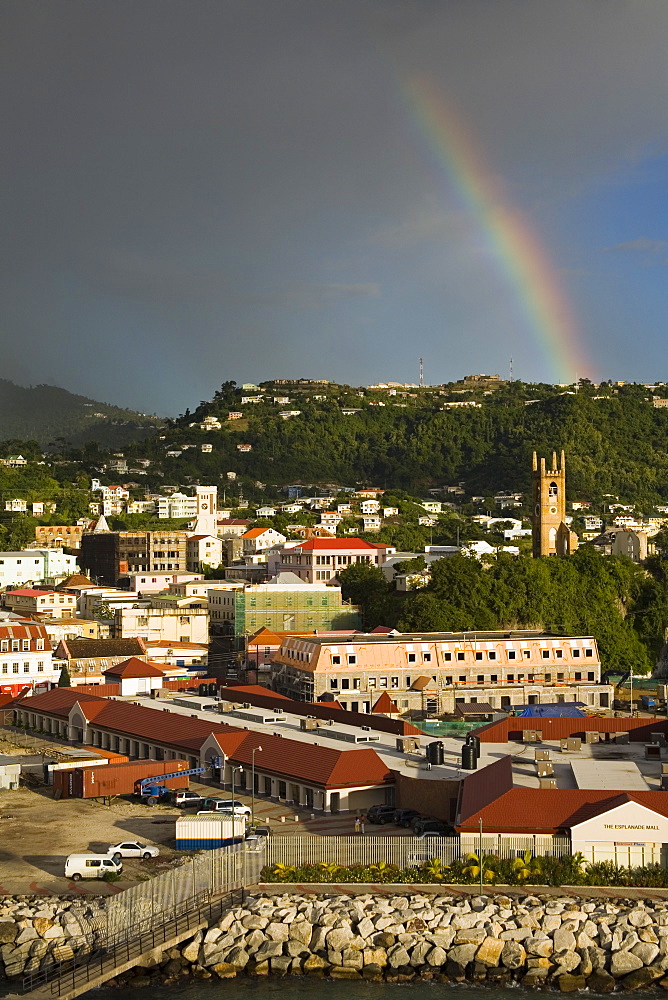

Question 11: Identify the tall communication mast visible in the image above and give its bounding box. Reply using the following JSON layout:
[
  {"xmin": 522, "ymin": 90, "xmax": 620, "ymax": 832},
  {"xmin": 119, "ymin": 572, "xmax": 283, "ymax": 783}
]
[{"xmin": 419, "ymin": 357, "xmax": 424, "ymax": 387}]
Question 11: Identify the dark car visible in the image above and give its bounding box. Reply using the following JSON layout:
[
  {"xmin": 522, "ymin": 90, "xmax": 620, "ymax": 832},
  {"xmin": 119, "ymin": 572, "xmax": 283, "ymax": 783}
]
[
  {"xmin": 393, "ymin": 808, "xmax": 420, "ymax": 828},
  {"xmin": 366, "ymin": 804, "xmax": 397, "ymax": 825},
  {"xmin": 411, "ymin": 816, "xmax": 452, "ymax": 836}
]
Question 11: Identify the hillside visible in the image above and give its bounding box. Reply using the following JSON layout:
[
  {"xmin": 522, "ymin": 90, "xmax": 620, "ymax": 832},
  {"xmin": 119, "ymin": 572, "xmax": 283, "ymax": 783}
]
[
  {"xmin": 0, "ymin": 380, "xmax": 163, "ymax": 448},
  {"xmin": 121, "ymin": 379, "xmax": 668, "ymax": 506}
]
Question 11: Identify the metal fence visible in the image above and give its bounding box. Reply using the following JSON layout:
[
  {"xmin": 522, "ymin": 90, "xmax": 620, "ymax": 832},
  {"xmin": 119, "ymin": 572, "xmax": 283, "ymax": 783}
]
[
  {"xmin": 104, "ymin": 843, "xmax": 260, "ymax": 946},
  {"xmin": 263, "ymin": 835, "xmax": 572, "ymax": 870}
]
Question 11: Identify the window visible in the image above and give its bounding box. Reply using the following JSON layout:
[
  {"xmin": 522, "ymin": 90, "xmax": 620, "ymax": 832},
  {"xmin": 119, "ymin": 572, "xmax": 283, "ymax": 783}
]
[
  {"xmin": 459, "ymin": 675, "xmax": 466, "ymax": 682},
  {"xmin": 405, "ymin": 677, "xmax": 411, "ymax": 687},
  {"xmin": 457, "ymin": 652, "xmax": 465, "ymax": 661},
  {"xmin": 555, "ymin": 649, "xmax": 563, "ymax": 659},
  {"xmin": 477, "ymin": 674, "xmax": 484, "ymax": 683},
  {"xmin": 488, "ymin": 651, "xmax": 496, "ymax": 660},
  {"xmin": 542, "ymin": 650, "xmax": 550, "ymax": 659},
  {"xmin": 11, "ymin": 641, "xmax": 19, "ymax": 651},
  {"xmin": 475, "ymin": 651, "xmax": 483, "ymax": 661},
  {"xmin": 407, "ymin": 653, "xmax": 416, "ymax": 663},
  {"xmin": 23, "ymin": 663, "xmax": 29, "ymax": 673},
  {"xmin": 445, "ymin": 676, "xmax": 452, "ymax": 685},
  {"xmin": 380, "ymin": 677, "xmax": 387, "ymax": 688},
  {"xmin": 574, "ymin": 672, "xmax": 581, "ymax": 681},
  {"xmin": 36, "ymin": 640, "xmax": 44, "ymax": 651},
  {"xmin": 490, "ymin": 674, "xmax": 498, "ymax": 683},
  {"xmin": 341, "ymin": 678, "xmax": 350, "ymax": 690},
  {"xmin": 518, "ymin": 673, "xmax": 524, "ymax": 682},
  {"xmin": 137, "ymin": 617, "xmax": 149, "ymax": 627},
  {"xmin": 444, "ymin": 652, "xmax": 452, "ymax": 661},
  {"xmin": 391, "ymin": 677, "xmax": 399, "ymax": 688},
  {"xmin": 588, "ymin": 672, "xmax": 595, "ymax": 681},
  {"xmin": 573, "ymin": 649, "xmax": 581, "ymax": 658},
  {"xmin": 0, "ymin": 642, "xmax": 6, "ymax": 652},
  {"xmin": 353, "ymin": 678, "xmax": 360, "ymax": 690},
  {"xmin": 422, "ymin": 652, "xmax": 431, "ymax": 662},
  {"xmin": 507, "ymin": 674, "xmax": 514, "ymax": 682},
  {"xmin": 522, "ymin": 650, "xmax": 530, "ymax": 660},
  {"xmin": 332, "ymin": 655, "xmax": 341, "ymax": 665},
  {"xmin": 348, "ymin": 655, "xmax": 356, "ymax": 665},
  {"xmin": 585, "ymin": 649, "xmax": 593, "ymax": 658},
  {"xmin": 557, "ymin": 673, "xmax": 564, "ymax": 681},
  {"xmin": 368, "ymin": 678, "xmax": 376, "ymax": 689},
  {"xmin": 545, "ymin": 673, "xmax": 552, "ymax": 682},
  {"xmin": 22, "ymin": 640, "xmax": 30, "ymax": 651},
  {"xmin": 1, "ymin": 665, "xmax": 5, "ymax": 674},
  {"xmin": 12, "ymin": 664, "xmax": 19, "ymax": 673},
  {"xmin": 330, "ymin": 679, "xmax": 339, "ymax": 689}
]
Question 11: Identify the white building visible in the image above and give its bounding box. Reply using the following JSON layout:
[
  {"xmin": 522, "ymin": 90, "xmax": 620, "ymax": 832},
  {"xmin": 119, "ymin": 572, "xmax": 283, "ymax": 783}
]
[
  {"xmin": 186, "ymin": 534, "xmax": 224, "ymax": 572},
  {"xmin": 0, "ymin": 549, "xmax": 78, "ymax": 588},
  {"xmin": 0, "ymin": 621, "xmax": 56, "ymax": 695},
  {"xmin": 157, "ymin": 492, "xmax": 199, "ymax": 519}
]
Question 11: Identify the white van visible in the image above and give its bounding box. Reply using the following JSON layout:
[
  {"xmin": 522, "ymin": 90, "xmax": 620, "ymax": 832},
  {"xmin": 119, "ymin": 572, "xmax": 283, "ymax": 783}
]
[{"xmin": 65, "ymin": 854, "xmax": 123, "ymax": 881}]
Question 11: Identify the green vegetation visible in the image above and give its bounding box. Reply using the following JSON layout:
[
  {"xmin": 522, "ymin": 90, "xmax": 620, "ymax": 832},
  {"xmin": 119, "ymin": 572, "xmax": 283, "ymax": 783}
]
[
  {"xmin": 261, "ymin": 854, "xmax": 668, "ymax": 887},
  {"xmin": 0, "ymin": 379, "xmax": 162, "ymax": 447},
  {"xmin": 126, "ymin": 379, "xmax": 668, "ymax": 505},
  {"xmin": 58, "ymin": 665, "xmax": 71, "ymax": 688},
  {"xmin": 339, "ymin": 548, "xmax": 666, "ymax": 674}
]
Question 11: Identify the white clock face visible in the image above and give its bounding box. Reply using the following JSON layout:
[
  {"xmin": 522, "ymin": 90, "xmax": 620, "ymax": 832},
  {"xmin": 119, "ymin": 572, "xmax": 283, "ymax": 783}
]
[
  {"xmin": 550, "ymin": 506, "xmax": 557, "ymax": 515},
  {"xmin": 202, "ymin": 502, "xmax": 208, "ymax": 510}
]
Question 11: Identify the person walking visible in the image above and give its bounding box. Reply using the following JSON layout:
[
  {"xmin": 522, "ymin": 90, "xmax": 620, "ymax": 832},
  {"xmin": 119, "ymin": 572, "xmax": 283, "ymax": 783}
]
[
  {"xmin": 354, "ymin": 815, "xmax": 360, "ymax": 834},
  {"xmin": 360, "ymin": 814, "xmax": 366, "ymax": 835}
]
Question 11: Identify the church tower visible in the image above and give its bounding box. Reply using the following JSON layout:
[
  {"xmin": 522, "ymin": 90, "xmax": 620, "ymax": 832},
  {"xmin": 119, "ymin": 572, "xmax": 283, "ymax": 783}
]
[
  {"xmin": 531, "ymin": 450, "xmax": 578, "ymax": 557},
  {"xmin": 192, "ymin": 485, "xmax": 218, "ymax": 536}
]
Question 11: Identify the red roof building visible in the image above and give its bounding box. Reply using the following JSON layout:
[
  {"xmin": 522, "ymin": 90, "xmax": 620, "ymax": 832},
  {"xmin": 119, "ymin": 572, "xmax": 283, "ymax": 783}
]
[{"xmin": 275, "ymin": 538, "xmax": 396, "ymax": 583}]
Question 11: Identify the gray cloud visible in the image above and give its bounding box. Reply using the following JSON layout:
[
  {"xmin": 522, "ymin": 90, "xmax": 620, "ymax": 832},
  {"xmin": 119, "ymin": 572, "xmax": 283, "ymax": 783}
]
[{"xmin": 606, "ymin": 238, "xmax": 668, "ymax": 253}]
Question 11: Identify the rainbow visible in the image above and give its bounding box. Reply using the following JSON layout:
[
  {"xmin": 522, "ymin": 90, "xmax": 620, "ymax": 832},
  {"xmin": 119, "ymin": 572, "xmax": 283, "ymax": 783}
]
[{"xmin": 403, "ymin": 76, "xmax": 592, "ymax": 383}]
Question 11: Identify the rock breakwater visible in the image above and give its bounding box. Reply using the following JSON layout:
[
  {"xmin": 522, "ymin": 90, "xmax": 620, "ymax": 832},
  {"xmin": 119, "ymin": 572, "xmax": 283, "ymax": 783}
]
[
  {"xmin": 7, "ymin": 890, "xmax": 668, "ymax": 991},
  {"xmin": 162, "ymin": 891, "xmax": 668, "ymax": 991}
]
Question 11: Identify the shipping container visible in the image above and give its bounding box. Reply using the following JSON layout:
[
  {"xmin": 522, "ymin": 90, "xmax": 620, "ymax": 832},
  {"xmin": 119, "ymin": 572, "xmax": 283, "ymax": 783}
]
[
  {"xmin": 175, "ymin": 814, "xmax": 245, "ymax": 850},
  {"xmin": 81, "ymin": 747, "xmax": 129, "ymax": 764},
  {"xmin": 53, "ymin": 759, "xmax": 190, "ymax": 799}
]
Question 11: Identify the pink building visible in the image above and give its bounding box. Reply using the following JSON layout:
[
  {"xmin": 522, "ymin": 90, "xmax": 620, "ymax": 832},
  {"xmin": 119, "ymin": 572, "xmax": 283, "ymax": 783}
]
[{"xmin": 273, "ymin": 538, "xmax": 396, "ymax": 583}]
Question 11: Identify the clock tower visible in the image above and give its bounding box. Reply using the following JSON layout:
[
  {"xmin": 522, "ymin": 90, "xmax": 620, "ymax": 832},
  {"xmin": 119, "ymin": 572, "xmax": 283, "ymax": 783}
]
[
  {"xmin": 531, "ymin": 450, "xmax": 577, "ymax": 557},
  {"xmin": 192, "ymin": 485, "xmax": 218, "ymax": 536}
]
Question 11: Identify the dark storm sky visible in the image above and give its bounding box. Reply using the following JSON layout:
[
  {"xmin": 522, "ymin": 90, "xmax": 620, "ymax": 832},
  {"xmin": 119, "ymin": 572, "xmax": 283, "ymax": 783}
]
[{"xmin": 2, "ymin": 1, "xmax": 668, "ymax": 413}]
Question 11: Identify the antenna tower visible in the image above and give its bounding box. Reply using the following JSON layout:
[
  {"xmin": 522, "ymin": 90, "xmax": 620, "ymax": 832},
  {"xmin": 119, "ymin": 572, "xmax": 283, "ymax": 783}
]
[
  {"xmin": 419, "ymin": 357, "xmax": 424, "ymax": 387},
  {"xmin": 509, "ymin": 357, "xmax": 513, "ymax": 381}
]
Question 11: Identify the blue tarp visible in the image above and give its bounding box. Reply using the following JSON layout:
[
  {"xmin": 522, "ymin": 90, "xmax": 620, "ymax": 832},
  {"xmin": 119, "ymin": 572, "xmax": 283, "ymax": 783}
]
[{"xmin": 517, "ymin": 702, "xmax": 586, "ymax": 718}]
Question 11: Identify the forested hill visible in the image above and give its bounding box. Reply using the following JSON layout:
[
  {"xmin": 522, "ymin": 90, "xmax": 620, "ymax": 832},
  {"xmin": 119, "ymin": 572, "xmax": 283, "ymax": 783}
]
[
  {"xmin": 125, "ymin": 380, "xmax": 668, "ymax": 505},
  {"xmin": 0, "ymin": 380, "xmax": 162, "ymax": 447}
]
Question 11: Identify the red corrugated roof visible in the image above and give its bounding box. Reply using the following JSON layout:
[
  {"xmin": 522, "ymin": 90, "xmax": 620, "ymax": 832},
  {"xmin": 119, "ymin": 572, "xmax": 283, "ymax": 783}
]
[
  {"xmin": 5, "ymin": 589, "xmax": 58, "ymax": 598},
  {"xmin": 371, "ymin": 692, "xmax": 398, "ymax": 714},
  {"xmin": 296, "ymin": 538, "xmax": 379, "ymax": 551},
  {"xmin": 458, "ymin": 787, "xmax": 668, "ymax": 834},
  {"xmin": 104, "ymin": 657, "xmax": 164, "ymax": 679},
  {"xmin": 86, "ymin": 700, "xmax": 245, "ymax": 753},
  {"xmin": 228, "ymin": 731, "xmax": 393, "ymax": 789},
  {"xmin": 16, "ymin": 688, "xmax": 105, "ymax": 719}
]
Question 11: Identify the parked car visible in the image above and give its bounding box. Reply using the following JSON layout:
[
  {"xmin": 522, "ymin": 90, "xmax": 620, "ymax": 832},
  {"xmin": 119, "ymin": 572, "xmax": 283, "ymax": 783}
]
[
  {"xmin": 244, "ymin": 833, "xmax": 267, "ymax": 853},
  {"xmin": 251, "ymin": 825, "xmax": 271, "ymax": 838},
  {"xmin": 107, "ymin": 841, "xmax": 160, "ymax": 860},
  {"xmin": 200, "ymin": 798, "xmax": 251, "ymax": 816},
  {"xmin": 393, "ymin": 808, "xmax": 420, "ymax": 828},
  {"xmin": 172, "ymin": 790, "xmax": 205, "ymax": 809},
  {"xmin": 65, "ymin": 854, "xmax": 122, "ymax": 881},
  {"xmin": 411, "ymin": 816, "xmax": 452, "ymax": 836},
  {"xmin": 366, "ymin": 804, "xmax": 397, "ymax": 825}
]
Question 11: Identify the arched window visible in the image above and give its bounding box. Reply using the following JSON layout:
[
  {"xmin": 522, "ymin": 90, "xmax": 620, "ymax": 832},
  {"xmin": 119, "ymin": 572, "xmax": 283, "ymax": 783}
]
[
  {"xmin": 548, "ymin": 481, "xmax": 558, "ymax": 498},
  {"xmin": 548, "ymin": 527, "xmax": 557, "ymax": 548}
]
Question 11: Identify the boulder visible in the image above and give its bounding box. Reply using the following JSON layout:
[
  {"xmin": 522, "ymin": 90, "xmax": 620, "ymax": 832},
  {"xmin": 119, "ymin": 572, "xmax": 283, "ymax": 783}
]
[
  {"xmin": 557, "ymin": 973, "xmax": 587, "ymax": 992},
  {"xmin": 361, "ymin": 964, "xmax": 384, "ymax": 981},
  {"xmin": 289, "ymin": 921, "xmax": 313, "ymax": 946},
  {"xmin": 629, "ymin": 910, "xmax": 653, "ymax": 929},
  {"xmin": 181, "ymin": 932, "xmax": 202, "ymax": 964},
  {"xmin": 363, "ymin": 948, "xmax": 388, "ymax": 967},
  {"xmin": 387, "ymin": 945, "xmax": 411, "ymax": 968},
  {"xmin": 270, "ymin": 956, "xmax": 292, "ymax": 976},
  {"xmin": 0, "ymin": 922, "xmax": 17, "ymax": 944},
  {"xmin": 476, "ymin": 937, "xmax": 505, "ymax": 967},
  {"xmin": 225, "ymin": 947, "xmax": 250, "ymax": 969},
  {"xmin": 587, "ymin": 969, "xmax": 616, "ymax": 993},
  {"xmin": 330, "ymin": 966, "xmax": 361, "ymax": 979},
  {"xmin": 254, "ymin": 941, "xmax": 284, "ymax": 961},
  {"xmin": 327, "ymin": 927, "xmax": 353, "ymax": 952},
  {"xmin": 265, "ymin": 922, "xmax": 289, "ymax": 942},
  {"xmin": 611, "ymin": 950, "xmax": 644, "ymax": 977},
  {"xmin": 621, "ymin": 966, "xmax": 664, "ymax": 991},
  {"xmin": 553, "ymin": 927, "xmax": 577, "ymax": 954},
  {"xmin": 212, "ymin": 963, "xmax": 237, "ymax": 978},
  {"xmin": 303, "ymin": 954, "xmax": 330, "ymax": 973},
  {"xmin": 632, "ymin": 941, "xmax": 660, "ymax": 966},
  {"xmin": 426, "ymin": 946, "xmax": 447, "ymax": 967},
  {"xmin": 33, "ymin": 918, "xmax": 54, "ymax": 937},
  {"xmin": 501, "ymin": 941, "xmax": 526, "ymax": 970}
]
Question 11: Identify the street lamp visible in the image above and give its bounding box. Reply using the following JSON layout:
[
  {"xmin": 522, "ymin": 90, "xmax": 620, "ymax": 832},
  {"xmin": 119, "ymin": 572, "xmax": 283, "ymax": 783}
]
[
  {"xmin": 230, "ymin": 764, "xmax": 243, "ymax": 802},
  {"xmin": 251, "ymin": 746, "xmax": 263, "ymax": 826}
]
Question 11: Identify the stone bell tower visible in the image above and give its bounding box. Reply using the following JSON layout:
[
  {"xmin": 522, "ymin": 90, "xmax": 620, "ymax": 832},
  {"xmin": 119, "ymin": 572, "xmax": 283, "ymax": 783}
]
[{"xmin": 531, "ymin": 450, "xmax": 578, "ymax": 557}]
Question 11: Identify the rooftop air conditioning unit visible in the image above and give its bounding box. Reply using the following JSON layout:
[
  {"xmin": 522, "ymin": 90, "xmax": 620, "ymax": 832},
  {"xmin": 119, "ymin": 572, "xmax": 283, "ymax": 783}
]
[
  {"xmin": 534, "ymin": 748, "xmax": 551, "ymax": 761},
  {"xmin": 242, "ymin": 702, "xmax": 251, "ymax": 709},
  {"xmin": 539, "ymin": 777, "xmax": 557, "ymax": 789},
  {"xmin": 361, "ymin": 726, "xmax": 370, "ymax": 731}
]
